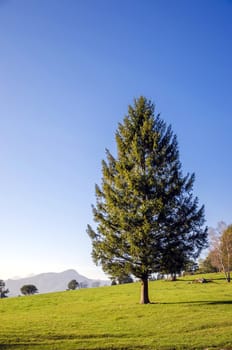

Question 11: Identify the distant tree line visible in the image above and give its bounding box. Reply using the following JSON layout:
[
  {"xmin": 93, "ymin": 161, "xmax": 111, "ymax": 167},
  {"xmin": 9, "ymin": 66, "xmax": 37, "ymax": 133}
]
[
  {"xmin": 0, "ymin": 281, "xmax": 39, "ymax": 298},
  {"xmin": 111, "ymin": 273, "xmax": 134, "ymax": 285},
  {"xmin": 66, "ymin": 279, "xmax": 101, "ymax": 289},
  {"xmin": 0, "ymin": 278, "xmax": 104, "ymax": 300}
]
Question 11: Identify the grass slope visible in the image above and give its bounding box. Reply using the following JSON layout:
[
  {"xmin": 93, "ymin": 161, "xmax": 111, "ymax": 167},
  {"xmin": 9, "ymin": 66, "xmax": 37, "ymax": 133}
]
[{"xmin": 0, "ymin": 273, "xmax": 232, "ymax": 349}]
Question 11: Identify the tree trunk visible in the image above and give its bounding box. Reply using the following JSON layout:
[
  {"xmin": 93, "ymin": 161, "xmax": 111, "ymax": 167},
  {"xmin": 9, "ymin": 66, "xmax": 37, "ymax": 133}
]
[
  {"xmin": 227, "ymin": 271, "xmax": 231, "ymax": 283},
  {"xmin": 171, "ymin": 274, "xmax": 176, "ymax": 281},
  {"xmin": 140, "ymin": 278, "xmax": 150, "ymax": 304}
]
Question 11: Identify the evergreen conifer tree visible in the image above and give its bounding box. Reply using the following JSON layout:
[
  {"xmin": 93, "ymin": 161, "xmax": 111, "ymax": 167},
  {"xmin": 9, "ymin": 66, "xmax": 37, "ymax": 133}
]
[{"xmin": 87, "ymin": 97, "xmax": 207, "ymax": 304}]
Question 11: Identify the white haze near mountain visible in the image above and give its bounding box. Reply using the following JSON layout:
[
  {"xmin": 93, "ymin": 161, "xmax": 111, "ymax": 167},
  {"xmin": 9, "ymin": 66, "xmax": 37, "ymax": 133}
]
[{"xmin": 5, "ymin": 269, "xmax": 110, "ymax": 297}]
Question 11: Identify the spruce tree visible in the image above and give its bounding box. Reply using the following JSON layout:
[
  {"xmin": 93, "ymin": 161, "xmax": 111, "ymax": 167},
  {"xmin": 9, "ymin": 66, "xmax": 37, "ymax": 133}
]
[{"xmin": 87, "ymin": 96, "xmax": 207, "ymax": 304}]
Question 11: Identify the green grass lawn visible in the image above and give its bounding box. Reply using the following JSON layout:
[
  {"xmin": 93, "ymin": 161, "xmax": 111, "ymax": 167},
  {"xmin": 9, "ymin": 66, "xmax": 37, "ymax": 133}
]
[{"xmin": 0, "ymin": 273, "xmax": 232, "ymax": 349}]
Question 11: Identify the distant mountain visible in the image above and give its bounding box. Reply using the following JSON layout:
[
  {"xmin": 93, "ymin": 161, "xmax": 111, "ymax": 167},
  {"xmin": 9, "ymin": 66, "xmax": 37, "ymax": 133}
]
[{"xmin": 5, "ymin": 269, "xmax": 109, "ymax": 297}]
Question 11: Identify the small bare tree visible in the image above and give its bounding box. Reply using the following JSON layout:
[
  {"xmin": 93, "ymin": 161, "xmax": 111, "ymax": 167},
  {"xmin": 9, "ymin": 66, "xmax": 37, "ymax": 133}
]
[
  {"xmin": 220, "ymin": 225, "xmax": 232, "ymax": 282},
  {"xmin": 208, "ymin": 222, "xmax": 232, "ymax": 282}
]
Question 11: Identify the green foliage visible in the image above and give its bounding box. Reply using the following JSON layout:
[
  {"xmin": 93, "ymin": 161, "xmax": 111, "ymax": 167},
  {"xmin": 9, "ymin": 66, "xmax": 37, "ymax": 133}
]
[
  {"xmin": 0, "ymin": 279, "xmax": 9, "ymax": 298},
  {"xmin": 67, "ymin": 279, "xmax": 79, "ymax": 290},
  {"xmin": 87, "ymin": 96, "xmax": 207, "ymax": 302},
  {"xmin": 20, "ymin": 284, "xmax": 38, "ymax": 295},
  {"xmin": 198, "ymin": 255, "xmax": 219, "ymax": 273},
  {"xmin": 118, "ymin": 275, "xmax": 133, "ymax": 284},
  {"xmin": 111, "ymin": 273, "xmax": 134, "ymax": 285},
  {"xmin": 0, "ymin": 274, "xmax": 232, "ymax": 349},
  {"xmin": 183, "ymin": 259, "xmax": 199, "ymax": 274}
]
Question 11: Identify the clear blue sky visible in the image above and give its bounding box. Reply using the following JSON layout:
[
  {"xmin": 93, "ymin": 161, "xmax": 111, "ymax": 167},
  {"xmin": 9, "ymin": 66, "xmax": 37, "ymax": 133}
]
[{"xmin": 0, "ymin": 0, "xmax": 231, "ymax": 280}]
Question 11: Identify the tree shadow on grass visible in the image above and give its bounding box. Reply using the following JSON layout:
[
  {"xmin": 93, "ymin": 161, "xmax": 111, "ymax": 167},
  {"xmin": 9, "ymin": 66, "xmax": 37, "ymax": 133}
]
[
  {"xmin": 177, "ymin": 277, "xmax": 227, "ymax": 282},
  {"xmin": 154, "ymin": 300, "xmax": 232, "ymax": 305},
  {"xmin": 0, "ymin": 344, "xmax": 153, "ymax": 350}
]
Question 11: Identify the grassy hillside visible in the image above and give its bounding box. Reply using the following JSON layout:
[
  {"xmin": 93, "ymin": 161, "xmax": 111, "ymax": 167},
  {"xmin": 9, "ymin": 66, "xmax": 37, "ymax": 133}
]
[{"xmin": 0, "ymin": 273, "xmax": 232, "ymax": 349}]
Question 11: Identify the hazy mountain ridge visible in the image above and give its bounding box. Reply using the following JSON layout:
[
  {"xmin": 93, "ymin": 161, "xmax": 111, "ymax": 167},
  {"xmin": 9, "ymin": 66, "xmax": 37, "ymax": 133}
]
[{"xmin": 5, "ymin": 269, "xmax": 109, "ymax": 297}]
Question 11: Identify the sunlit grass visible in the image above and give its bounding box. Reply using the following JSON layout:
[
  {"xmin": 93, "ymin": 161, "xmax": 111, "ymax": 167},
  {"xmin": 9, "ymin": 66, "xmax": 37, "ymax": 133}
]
[{"xmin": 0, "ymin": 273, "xmax": 232, "ymax": 349}]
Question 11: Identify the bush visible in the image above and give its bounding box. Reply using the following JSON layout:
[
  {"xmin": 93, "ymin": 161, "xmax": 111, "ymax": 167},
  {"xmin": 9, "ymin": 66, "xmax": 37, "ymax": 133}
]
[
  {"xmin": 20, "ymin": 284, "xmax": 38, "ymax": 295},
  {"xmin": 67, "ymin": 279, "xmax": 79, "ymax": 290}
]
